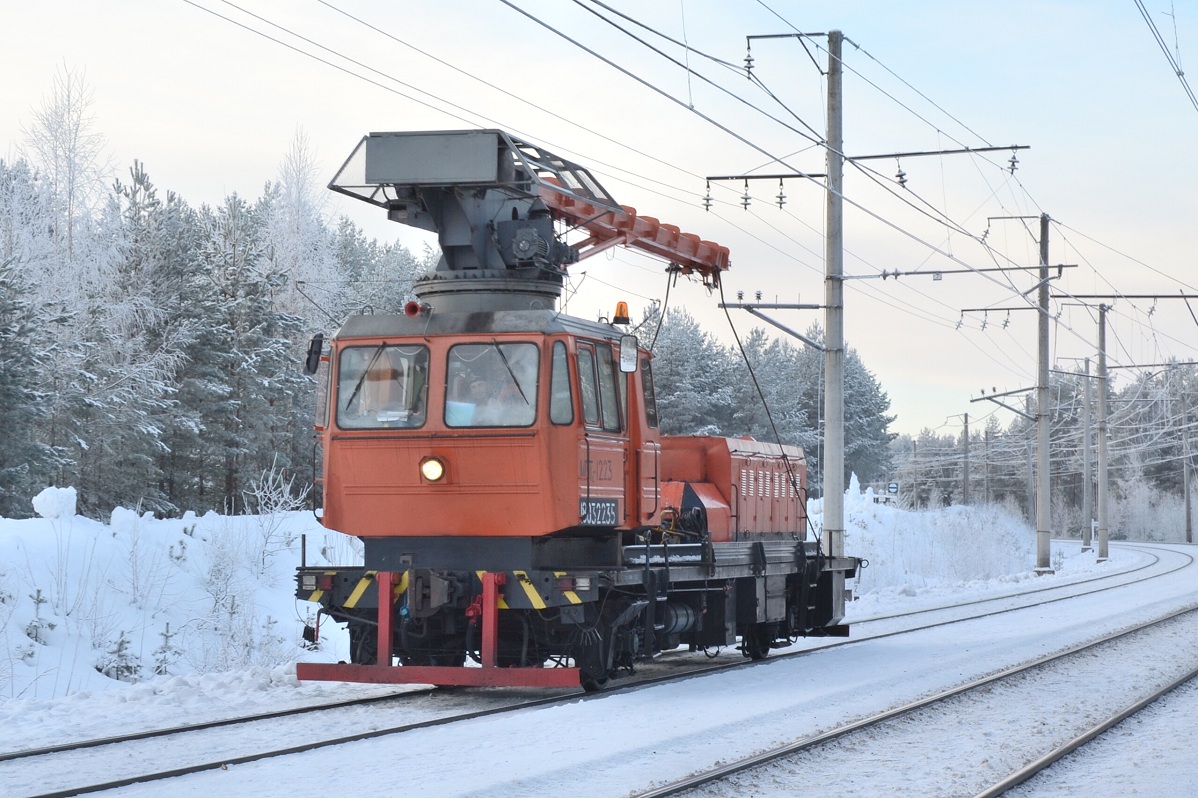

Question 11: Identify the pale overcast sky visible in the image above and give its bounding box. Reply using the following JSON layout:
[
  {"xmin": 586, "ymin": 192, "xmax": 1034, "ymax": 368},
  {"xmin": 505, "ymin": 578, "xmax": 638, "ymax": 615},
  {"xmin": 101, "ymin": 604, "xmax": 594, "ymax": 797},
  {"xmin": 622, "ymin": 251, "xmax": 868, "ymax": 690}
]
[{"xmin": 4, "ymin": 1, "xmax": 1196, "ymax": 436}]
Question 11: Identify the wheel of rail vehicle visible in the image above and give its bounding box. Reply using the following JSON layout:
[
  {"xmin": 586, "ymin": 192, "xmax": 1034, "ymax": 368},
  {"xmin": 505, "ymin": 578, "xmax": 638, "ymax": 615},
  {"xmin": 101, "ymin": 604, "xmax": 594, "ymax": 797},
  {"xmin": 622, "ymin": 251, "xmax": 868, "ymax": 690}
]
[
  {"xmin": 495, "ymin": 614, "xmax": 546, "ymax": 668},
  {"xmin": 742, "ymin": 622, "xmax": 774, "ymax": 661},
  {"xmin": 348, "ymin": 621, "xmax": 377, "ymax": 665}
]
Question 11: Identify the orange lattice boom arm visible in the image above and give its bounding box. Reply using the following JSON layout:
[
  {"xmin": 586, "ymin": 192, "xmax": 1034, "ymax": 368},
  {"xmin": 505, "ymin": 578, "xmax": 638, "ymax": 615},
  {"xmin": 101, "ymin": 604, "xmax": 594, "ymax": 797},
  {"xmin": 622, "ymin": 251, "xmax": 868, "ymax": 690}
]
[{"xmin": 539, "ymin": 180, "xmax": 730, "ymax": 283}]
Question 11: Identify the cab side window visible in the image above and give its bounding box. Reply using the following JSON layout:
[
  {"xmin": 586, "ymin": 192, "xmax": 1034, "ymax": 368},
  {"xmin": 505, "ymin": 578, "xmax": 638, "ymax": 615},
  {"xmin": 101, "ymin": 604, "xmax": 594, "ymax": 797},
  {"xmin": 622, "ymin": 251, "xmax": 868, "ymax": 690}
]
[
  {"xmin": 550, "ymin": 341, "xmax": 573, "ymax": 425},
  {"xmin": 577, "ymin": 341, "xmax": 622, "ymax": 432},
  {"xmin": 641, "ymin": 357, "xmax": 659, "ymax": 429},
  {"xmin": 315, "ymin": 354, "xmax": 331, "ymax": 429},
  {"xmin": 577, "ymin": 346, "xmax": 600, "ymax": 426}
]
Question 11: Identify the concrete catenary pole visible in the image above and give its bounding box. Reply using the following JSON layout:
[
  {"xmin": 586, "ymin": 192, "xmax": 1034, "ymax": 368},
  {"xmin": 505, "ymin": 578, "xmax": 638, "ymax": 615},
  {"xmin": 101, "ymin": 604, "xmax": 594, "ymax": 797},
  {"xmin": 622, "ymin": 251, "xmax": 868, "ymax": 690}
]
[
  {"xmin": 1185, "ymin": 387, "xmax": 1193, "ymax": 545},
  {"xmin": 1026, "ymin": 395, "xmax": 1035, "ymax": 522},
  {"xmin": 1096, "ymin": 304, "xmax": 1110, "ymax": 561},
  {"xmin": 1186, "ymin": 458, "xmax": 1193, "ymax": 545},
  {"xmin": 823, "ymin": 29, "xmax": 845, "ymax": 559},
  {"xmin": 1035, "ymin": 213, "xmax": 1053, "ymax": 573},
  {"xmin": 985, "ymin": 429, "xmax": 992, "ymax": 503},
  {"xmin": 1082, "ymin": 357, "xmax": 1093, "ymax": 552},
  {"xmin": 962, "ymin": 413, "xmax": 971, "ymax": 504}
]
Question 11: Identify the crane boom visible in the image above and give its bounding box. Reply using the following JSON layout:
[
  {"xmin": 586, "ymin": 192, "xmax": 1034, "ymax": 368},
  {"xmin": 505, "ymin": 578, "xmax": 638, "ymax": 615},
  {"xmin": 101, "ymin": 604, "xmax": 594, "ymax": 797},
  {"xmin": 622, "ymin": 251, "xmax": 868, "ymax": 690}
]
[{"xmin": 538, "ymin": 180, "xmax": 729, "ymax": 284}]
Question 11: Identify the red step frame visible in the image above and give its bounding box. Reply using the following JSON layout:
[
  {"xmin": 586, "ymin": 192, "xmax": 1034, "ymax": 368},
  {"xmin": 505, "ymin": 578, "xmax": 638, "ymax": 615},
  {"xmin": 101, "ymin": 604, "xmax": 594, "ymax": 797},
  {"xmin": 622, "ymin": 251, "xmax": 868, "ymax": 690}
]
[{"xmin": 297, "ymin": 571, "xmax": 582, "ymax": 688}]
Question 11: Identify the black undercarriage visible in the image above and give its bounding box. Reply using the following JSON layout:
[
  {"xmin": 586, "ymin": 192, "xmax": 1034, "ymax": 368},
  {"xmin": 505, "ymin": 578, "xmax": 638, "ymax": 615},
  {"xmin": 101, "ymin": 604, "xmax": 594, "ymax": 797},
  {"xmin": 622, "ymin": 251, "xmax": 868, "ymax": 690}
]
[{"xmin": 299, "ymin": 532, "xmax": 853, "ymax": 691}]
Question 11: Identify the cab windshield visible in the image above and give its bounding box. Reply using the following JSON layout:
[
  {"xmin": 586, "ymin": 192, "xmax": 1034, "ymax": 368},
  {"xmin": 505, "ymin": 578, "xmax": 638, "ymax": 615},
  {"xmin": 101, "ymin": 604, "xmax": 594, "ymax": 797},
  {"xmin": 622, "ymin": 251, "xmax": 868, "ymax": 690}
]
[
  {"xmin": 444, "ymin": 342, "xmax": 539, "ymax": 427},
  {"xmin": 336, "ymin": 344, "xmax": 429, "ymax": 429}
]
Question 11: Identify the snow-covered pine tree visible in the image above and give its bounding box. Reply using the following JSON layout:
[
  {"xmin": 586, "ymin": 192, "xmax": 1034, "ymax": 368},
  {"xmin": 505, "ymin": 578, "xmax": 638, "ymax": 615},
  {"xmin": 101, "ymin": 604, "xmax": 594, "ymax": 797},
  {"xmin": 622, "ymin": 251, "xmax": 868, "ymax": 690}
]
[
  {"xmin": 638, "ymin": 307, "xmax": 735, "ymax": 436},
  {"xmin": 842, "ymin": 347, "xmax": 897, "ymax": 485},
  {"xmin": 185, "ymin": 194, "xmax": 308, "ymax": 513},
  {"xmin": 0, "ymin": 258, "xmax": 56, "ymax": 516},
  {"xmin": 724, "ymin": 328, "xmax": 817, "ymax": 452},
  {"xmin": 67, "ymin": 162, "xmax": 197, "ymax": 514},
  {"xmin": 331, "ymin": 218, "xmax": 426, "ymax": 319}
]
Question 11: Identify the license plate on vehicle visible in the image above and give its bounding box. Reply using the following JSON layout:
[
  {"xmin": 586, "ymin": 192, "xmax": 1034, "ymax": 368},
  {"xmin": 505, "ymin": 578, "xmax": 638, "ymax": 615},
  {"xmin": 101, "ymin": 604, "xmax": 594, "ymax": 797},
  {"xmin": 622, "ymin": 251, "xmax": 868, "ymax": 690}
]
[{"xmin": 579, "ymin": 498, "xmax": 618, "ymax": 525}]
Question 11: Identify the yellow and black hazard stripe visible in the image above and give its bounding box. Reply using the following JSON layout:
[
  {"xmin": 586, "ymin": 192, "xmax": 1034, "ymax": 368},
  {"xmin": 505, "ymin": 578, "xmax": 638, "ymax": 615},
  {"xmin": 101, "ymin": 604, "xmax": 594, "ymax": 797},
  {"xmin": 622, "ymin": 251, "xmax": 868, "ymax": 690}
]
[
  {"xmin": 300, "ymin": 570, "xmax": 410, "ymax": 608},
  {"xmin": 475, "ymin": 570, "xmax": 589, "ymax": 610},
  {"xmin": 341, "ymin": 571, "xmax": 376, "ymax": 609},
  {"xmin": 553, "ymin": 571, "xmax": 584, "ymax": 606}
]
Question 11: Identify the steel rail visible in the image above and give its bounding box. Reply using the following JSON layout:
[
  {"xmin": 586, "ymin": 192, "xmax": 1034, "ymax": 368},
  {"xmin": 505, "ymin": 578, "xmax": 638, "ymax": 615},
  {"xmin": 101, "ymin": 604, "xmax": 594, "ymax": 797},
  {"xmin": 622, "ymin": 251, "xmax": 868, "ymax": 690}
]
[
  {"xmin": 631, "ymin": 600, "xmax": 1198, "ymax": 798},
  {"xmin": 0, "ymin": 688, "xmax": 427, "ymax": 763},
  {"xmin": 20, "ymin": 690, "xmax": 578, "ymax": 798},
  {"xmin": 972, "ymin": 662, "xmax": 1198, "ymax": 797}
]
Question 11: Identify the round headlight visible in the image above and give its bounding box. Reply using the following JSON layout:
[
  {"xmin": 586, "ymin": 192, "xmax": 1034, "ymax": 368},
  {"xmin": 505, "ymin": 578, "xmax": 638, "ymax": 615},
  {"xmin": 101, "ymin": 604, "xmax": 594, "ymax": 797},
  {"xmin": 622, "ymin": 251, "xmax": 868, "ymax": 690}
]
[{"xmin": 420, "ymin": 456, "xmax": 446, "ymax": 482}]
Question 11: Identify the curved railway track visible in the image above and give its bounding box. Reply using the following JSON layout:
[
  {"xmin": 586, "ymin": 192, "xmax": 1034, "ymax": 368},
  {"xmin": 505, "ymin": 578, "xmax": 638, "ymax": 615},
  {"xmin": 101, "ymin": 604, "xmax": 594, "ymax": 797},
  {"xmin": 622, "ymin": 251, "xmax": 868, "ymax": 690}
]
[
  {"xmin": 975, "ymin": 661, "xmax": 1198, "ymax": 797},
  {"xmin": 633, "ymin": 600, "xmax": 1198, "ymax": 797},
  {"xmin": 5, "ymin": 541, "xmax": 1187, "ymax": 798},
  {"xmin": 846, "ymin": 539, "xmax": 1171, "ymax": 625}
]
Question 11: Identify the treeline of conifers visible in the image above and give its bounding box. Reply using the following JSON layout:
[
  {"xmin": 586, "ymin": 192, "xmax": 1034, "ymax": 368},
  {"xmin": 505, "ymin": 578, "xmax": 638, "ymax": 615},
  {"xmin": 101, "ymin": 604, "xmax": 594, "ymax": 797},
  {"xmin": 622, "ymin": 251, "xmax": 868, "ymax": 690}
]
[
  {"xmin": 0, "ymin": 154, "xmax": 429, "ymax": 518},
  {"xmin": 889, "ymin": 364, "xmax": 1198, "ymax": 538}
]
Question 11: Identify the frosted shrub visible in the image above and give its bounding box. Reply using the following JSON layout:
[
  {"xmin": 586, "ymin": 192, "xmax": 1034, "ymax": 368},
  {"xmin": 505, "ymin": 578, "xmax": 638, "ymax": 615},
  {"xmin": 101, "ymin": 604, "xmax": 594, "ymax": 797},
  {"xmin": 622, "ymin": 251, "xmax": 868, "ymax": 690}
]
[
  {"xmin": 3, "ymin": 486, "xmax": 328, "ymax": 698},
  {"xmin": 243, "ymin": 457, "xmax": 308, "ymax": 577},
  {"xmin": 182, "ymin": 511, "xmax": 300, "ymax": 674},
  {"xmin": 186, "ymin": 599, "xmax": 290, "ymax": 673},
  {"xmin": 110, "ymin": 507, "xmax": 173, "ymax": 610},
  {"xmin": 199, "ymin": 514, "xmax": 246, "ymax": 613},
  {"xmin": 254, "ymin": 615, "xmax": 288, "ymax": 668},
  {"xmin": 96, "ymin": 631, "xmax": 142, "ymax": 683},
  {"xmin": 24, "ymin": 588, "xmax": 55, "ymax": 645},
  {"xmin": 0, "ymin": 574, "xmax": 13, "ymax": 637},
  {"xmin": 1052, "ymin": 491, "xmax": 1083, "ymax": 539},
  {"xmin": 152, "ymin": 622, "xmax": 182, "ymax": 676}
]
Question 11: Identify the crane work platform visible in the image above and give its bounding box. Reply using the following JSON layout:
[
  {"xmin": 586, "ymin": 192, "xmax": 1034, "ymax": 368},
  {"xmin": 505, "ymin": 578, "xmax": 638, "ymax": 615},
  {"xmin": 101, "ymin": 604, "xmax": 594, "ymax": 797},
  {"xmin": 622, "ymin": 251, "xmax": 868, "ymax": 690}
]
[{"xmin": 327, "ymin": 129, "xmax": 728, "ymax": 310}]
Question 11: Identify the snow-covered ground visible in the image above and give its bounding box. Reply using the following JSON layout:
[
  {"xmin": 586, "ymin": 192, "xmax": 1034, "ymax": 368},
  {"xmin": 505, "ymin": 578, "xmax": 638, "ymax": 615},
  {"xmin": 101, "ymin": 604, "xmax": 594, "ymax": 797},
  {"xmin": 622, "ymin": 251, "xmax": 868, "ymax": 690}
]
[
  {"xmin": 1, "ymin": 482, "xmax": 1194, "ymax": 796},
  {"xmin": 1, "ymin": 480, "xmax": 1038, "ymax": 705}
]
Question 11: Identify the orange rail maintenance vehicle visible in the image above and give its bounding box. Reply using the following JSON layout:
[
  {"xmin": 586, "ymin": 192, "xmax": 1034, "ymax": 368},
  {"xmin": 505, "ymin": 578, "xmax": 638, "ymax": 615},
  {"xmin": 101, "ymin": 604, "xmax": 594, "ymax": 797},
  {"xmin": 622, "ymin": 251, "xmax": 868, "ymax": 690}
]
[{"xmin": 295, "ymin": 130, "xmax": 858, "ymax": 690}]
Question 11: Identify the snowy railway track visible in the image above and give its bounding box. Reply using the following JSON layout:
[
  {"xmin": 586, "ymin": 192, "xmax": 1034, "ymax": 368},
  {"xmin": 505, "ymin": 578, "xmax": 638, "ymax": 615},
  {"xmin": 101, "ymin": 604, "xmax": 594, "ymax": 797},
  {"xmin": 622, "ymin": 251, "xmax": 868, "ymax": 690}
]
[
  {"xmin": 850, "ymin": 540, "xmax": 1177, "ymax": 627},
  {"xmin": 752, "ymin": 541, "xmax": 1191, "ymax": 664},
  {"xmin": 2, "ymin": 650, "xmax": 726, "ymax": 797},
  {"xmin": 975, "ymin": 660, "xmax": 1198, "ymax": 796},
  {"xmin": 0, "ymin": 688, "xmax": 430, "ymax": 764},
  {"xmin": 631, "ymin": 602, "xmax": 1198, "ymax": 798},
  {"xmin": 4, "ymin": 653, "xmax": 774, "ymax": 797},
  {"xmin": 5, "ymin": 686, "xmax": 576, "ymax": 798},
  {"xmin": 849, "ymin": 541, "xmax": 1185, "ymax": 624}
]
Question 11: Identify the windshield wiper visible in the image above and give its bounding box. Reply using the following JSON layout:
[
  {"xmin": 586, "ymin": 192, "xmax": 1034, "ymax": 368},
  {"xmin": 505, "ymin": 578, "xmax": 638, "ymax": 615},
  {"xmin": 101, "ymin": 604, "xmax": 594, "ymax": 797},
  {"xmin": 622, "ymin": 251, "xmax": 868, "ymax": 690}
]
[
  {"xmin": 343, "ymin": 343, "xmax": 387, "ymax": 411},
  {"xmin": 491, "ymin": 342, "xmax": 529, "ymax": 405}
]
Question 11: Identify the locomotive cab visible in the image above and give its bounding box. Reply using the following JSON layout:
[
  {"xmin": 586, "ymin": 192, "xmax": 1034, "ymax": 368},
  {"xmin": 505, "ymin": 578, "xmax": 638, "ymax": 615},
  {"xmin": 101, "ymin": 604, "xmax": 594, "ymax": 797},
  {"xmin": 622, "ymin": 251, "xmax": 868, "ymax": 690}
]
[{"xmin": 315, "ymin": 310, "xmax": 662, "ymax": 563}]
